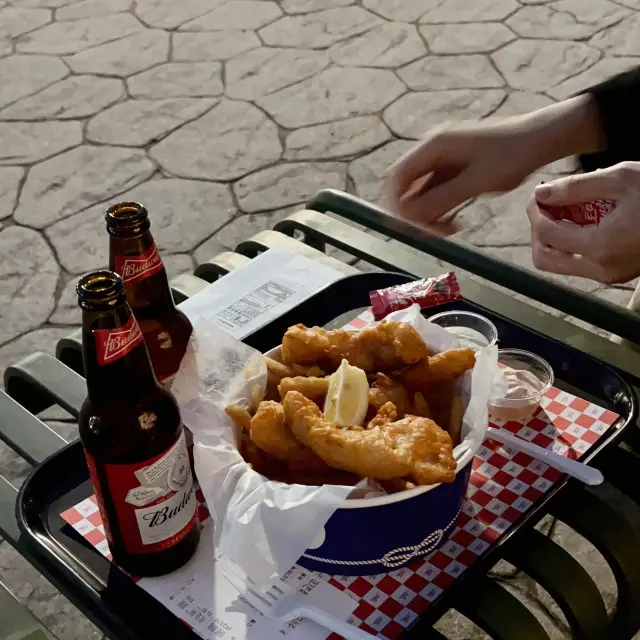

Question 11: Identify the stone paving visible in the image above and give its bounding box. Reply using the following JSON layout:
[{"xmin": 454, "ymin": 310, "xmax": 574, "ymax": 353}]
[{"xmin": 1, "ymin": 0, "xmax": 640, "ymax": 638}]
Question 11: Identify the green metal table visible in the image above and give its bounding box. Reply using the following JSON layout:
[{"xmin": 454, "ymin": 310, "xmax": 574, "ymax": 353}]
[{"xmin": 3, "ymin": 189, "xmax": 640, "ymax": 640}]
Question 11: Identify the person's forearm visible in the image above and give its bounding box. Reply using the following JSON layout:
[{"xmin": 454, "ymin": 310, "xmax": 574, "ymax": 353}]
[
  {"xmin": 579, "ymin": 67, "xmax": 640, "ymax": 171},
  {"xmin": 521, "ymin": 94, "xmax": 605, "ymax": 167}
]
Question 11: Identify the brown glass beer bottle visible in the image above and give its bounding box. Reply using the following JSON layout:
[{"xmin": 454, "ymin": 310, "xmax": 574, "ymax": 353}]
[
  {"xmin": 106, "ymin": 202, "xmax": 192, "ymax": 387},
  {"xmin": 77, "ymin": 270, "xmax": 199, "ymax": 577}
]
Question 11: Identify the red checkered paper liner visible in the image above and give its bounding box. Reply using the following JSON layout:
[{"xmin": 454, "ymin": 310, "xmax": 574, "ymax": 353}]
[
  {"xmin": 60, "ymin": 387, "xmax": 618, "ymax": 639},
  {"xmin": 319, "ymin": 390, "xmax": 619, "ymax": 638},
  {"xmin": 60, "ymin": 487, "xmax": 213, "ymax": 564}
]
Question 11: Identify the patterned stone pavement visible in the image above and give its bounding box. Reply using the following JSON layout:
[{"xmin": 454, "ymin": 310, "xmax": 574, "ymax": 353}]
[{"xmin": 1, "ymin": 0, "xmax": 640, "ymax": 638}]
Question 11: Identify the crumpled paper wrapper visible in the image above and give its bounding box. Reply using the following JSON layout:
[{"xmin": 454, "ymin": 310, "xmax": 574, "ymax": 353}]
[{"xmin": 171, "ymin": 304, "xmax": 499, "ymax": 583}]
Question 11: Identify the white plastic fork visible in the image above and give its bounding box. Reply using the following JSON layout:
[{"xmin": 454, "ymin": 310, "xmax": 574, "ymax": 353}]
[
  {"xmin": 223, "ymin": 570, "xmax": 374, "ymax": 639},
  {"xmin": 487, "ymin": 426, "xmax": 603, "ymax": 486}
]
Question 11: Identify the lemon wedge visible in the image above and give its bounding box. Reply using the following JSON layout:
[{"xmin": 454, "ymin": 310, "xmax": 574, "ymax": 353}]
[{"xmin": 324, "ymin": 359, "xmax": 369, "ymax": 427}]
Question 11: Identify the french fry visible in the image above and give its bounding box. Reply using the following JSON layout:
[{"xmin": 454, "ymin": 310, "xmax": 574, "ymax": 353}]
[
  {"xmin": 423, "ymin": 380, "xmax": 454, "ymax": 427},
  {"xmin": 264, "ymin": 381, "xmax": 281, "ymax": 402},
  {"xmin": 290, "ymin": 363, "xmax": 325, "ymax": 376},
  {"xmin": 249, "ymin": 383, "xmax": 264, "ymax": 410},
  {"xmin": 278, "ymin": 376, "xmax": 329, "ymax": 402},
  {"xmin": 286, "ymin": 466, "xmax": 361, "ymax": 487},
  {"xmin": 267, "ymin": 368, "xmax": 282, "ymax": 388},
  {"xmin": 448, "ymin": 395, "xmax": 464, "ymax": 446},
  {"xmin": 379, "ymin": 478, "xmax": 416, "ymax": 494},
  {"xmin": 240, "ymin": 431, "xmax": 289, "ymax": 479},
  {"xmin": 226, "ymin": 405, "xmax": 252, "ymax": 432},
  {"xmin": 413, "ymin": 392, "xmax": 432, "ymax": 419},
  {"xmin": 265, "ymin": 356, "xmax": 296, "ymax": 380}
]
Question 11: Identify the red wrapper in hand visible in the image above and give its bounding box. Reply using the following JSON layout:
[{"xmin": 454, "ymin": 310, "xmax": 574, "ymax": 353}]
[
  {"xmin": 370, "ymin": 272, "xmax": 461, "ymax": 321},
  {"xmin": 537, "ymin": 199, "xmax": 615, "ymax": 226}
]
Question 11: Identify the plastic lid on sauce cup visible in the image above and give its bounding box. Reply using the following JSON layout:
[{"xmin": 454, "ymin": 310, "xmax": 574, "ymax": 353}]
[
  {"xmin": 429, "ymin": 310, "xmax": 498, "ymax": 351},
  {"xmin": 489, "ymin": 349, "xmax": 554, "ymax": 422}
]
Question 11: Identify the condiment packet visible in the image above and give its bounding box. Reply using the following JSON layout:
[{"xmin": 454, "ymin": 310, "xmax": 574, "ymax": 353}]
[
  {"xmin": 369, "ymin": 272, "xmax": 461, "ymax": 321},
  {"xmin": 537, "ymin": 199, "xmax": 615, "ymax": 226}
]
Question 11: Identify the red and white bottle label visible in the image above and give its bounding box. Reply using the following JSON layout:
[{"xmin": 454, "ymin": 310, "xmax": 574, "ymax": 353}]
[
  {"xmin": 114, "ymin": 243, "xmax": 164, "ymax": 285},
  {"xmin": 159, "ymin": 372, "xmax": 176, "ymax": 388},
  {"xmin": 93, "ymin": 315, "xmax": 144, "ymax": 366},
  {"xmin": 85, "ymin": 430, "xmax": 197, "ymax": 555}
]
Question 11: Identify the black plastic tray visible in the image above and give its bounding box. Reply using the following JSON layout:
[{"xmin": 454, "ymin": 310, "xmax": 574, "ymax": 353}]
[{"xmin": 17, "ymin": 272, "xmax": 638, "ymax": 640}]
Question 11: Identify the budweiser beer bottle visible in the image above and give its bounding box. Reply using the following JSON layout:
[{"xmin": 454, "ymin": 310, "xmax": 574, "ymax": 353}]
[
  {"xmin": 77, "ymin": 270, "xmax": 199, "ymax": 576},
  {"xmin": 106, "ymin": 201, "xmax": 192, "ymax": 387}
]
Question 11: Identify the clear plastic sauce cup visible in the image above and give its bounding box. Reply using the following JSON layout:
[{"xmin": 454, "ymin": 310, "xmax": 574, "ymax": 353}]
[
  {"xmin": 489, "ymin": 349, "xmax": 554, "ymax": 422},
  {"xmin": 429, "ymin": 310, "xmax": 498, "ymax": 351}
]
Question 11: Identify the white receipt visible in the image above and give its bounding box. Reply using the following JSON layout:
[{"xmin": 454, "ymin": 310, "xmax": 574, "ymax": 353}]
[
  {"xmin": 139, "ymin": 522, "xmax": 357, "ymax": 640},
  {"xmin": 179, "ymin": 249, "xmax": 344, "ymax": 339}
]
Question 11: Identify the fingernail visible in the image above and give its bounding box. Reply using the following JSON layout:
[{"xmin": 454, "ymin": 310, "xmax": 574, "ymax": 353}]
[{"xmin": 535, "ymin": 184, "xmax": 551, "ymax": 202}]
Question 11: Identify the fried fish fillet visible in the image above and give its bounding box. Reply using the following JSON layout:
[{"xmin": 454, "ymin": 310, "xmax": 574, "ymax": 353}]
[
  {"xmin": 402, "ymin": 348, "xmax": 476, "ymax": 389},
  {"xmin": 346, "ymin": 321, "xmax": 428, "ymax": 370},
  {"xmin": 281, "ymin": 321, "xmax": 429, "ymax": 371},
  {"xmin": 249, "ymin": 400, "xmax": 327, "ymax": 470},
  {"xmin": 283, "ymin": 391, "xmax": 456, "ymax": 485},
  {"xmin": 278, "ymin": 376, "xmax": 329, "ymax": 403},
  {"xmin": 367, "ymin": 401, "xmax": 398, "ymax": 429},
  {"xmin": 281, "ymin": 325, "xmax": 333, "ymax": 365}
]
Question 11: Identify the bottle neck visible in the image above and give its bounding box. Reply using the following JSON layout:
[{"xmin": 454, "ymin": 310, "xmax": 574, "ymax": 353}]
[
  {"xmin": 82, "ymin": 304, "xmax": 159, "ymax": 404},
  {"xmin": 109, "ymin": 231, "xmax": 175, "ymax": 314}
]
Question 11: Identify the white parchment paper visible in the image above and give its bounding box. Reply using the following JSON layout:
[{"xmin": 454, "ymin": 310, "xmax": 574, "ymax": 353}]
[{"xmin": 172, "ymin": 304, "xmax": 499, "ymax": 583}]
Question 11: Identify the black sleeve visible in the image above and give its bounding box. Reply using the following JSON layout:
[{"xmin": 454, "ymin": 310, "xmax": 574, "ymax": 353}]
[{"xmin": 579, "ymin": 66, "xmax": 640, "ymax": 172}]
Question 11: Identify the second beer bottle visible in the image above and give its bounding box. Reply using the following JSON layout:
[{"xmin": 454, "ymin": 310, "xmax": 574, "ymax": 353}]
[{"xmin": 106, "ymin": 202, "xmax": 192, "ymax": 387}]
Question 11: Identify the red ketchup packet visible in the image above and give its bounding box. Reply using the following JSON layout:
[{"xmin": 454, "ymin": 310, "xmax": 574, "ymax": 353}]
[
  {"xmin": 537, "ymin": 199, "xmax": 615, "ymax": 226},
  {"xmin": 369, "ymin": 272, "xmax": 461, "ymax": 321}
]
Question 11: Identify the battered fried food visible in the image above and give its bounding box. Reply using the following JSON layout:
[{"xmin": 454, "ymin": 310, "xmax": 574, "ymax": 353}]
[
  {"xmin": 448, "ymin": 396, "xmax": 464, "ymax": 446},
  {"xmin": 290, "ymin": 364, "xmax": 326, "ymax": 377},
  {"xmin": 283, "ymin": 391, "xmax": 456, "ymax": 485},
  {"xmin": 240, "ymin": 430, "xmax": 274, "ymax": 474},
  {"xmin": 402, "ymin": 348, "xmax": 476, "ymax": 389},
  {"xmin": 284, "ymin": 466, "xmax": 362, "ymax": 487},
  {"xmin": 249, "ymin": 400, "xmax": 327, "ymax": 470},
  {"xmin": 369, "ymin": 373, "xmax": 413, "ymax": 417},
  {"xmin": 429, "ymin": 348, "xmax": 476, "ymax": 380},
  {"xmin": 343, "ymin": 321, "xmax": 429, "ymax": 371},
  {"xmin": 226, "ymin": 405, "xmax": 252, "ymax": 432},
  {"xmin": 265, "ymin": 356, "xmax": 296, "ymax": 387},
  {"xmin": 281, "ymin": 325, "xmax": 333, "ymax": 365},
  {"xmin": 417, "ymin": 380, "xmax": 456, "ymax": 429},
  {"xmin": 281, "ymin": 321, "xmax": 429, "ymax": 371},
  {"xmin": 238, "ymin": 411, "xmax": 359, "ymax": 486},
  {"xmin": 379, "ymin": 478, "xmax": 417, "ymax": 494},
  {"xmin": 367, "ymin": 401, "xmax": 398, "ymax": 429},
  {"xmin": 239, "ymin": 318, "xmax": 475, "ymax": 490},
  {"xmin": 278, "ymin": 376, "xmax": 329, "ymax": 403},
  {"xmin": 413, "ymin": 392, "xmax": 432, "ymax": 419}
]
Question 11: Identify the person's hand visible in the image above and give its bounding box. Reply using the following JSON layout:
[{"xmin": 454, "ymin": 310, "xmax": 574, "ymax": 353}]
[
  {"xmin": 527, "ymin": 162, "xmax": 640, "ymax": 284},
  {"xmin": 387, "ymin": 118, "xmax": 543, "ymax": 225},
  {"xmin": 387, "ymin": 95, "xmax": 604, "ymax": 227}
]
